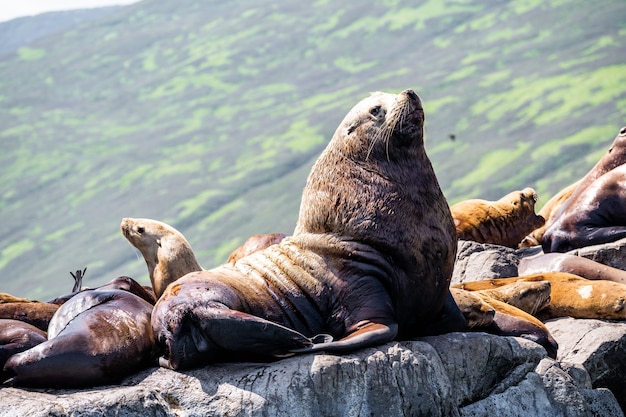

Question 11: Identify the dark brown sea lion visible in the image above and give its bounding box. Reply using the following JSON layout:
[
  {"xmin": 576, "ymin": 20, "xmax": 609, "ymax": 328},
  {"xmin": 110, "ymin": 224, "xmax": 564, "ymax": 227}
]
[
  {"xmin": 3, "ymin": 289, "xmax": 154, "ymax": 388},
  {"xmin": 520, "ymin": 181, "xmax": 579, "ymax": 247},
  {"xmin": 543, "ymin": 126, "xmax": 626, "ymax": 252},
  {"xmin": 121, "ymin": 217, "xmax": 202, "ymax": 298},
  {"xmin": 449, "ymin": 188, "xmax": 545, "ymax": 248},
  {"xmin": 227, "ymin": 233, "xmax": 287, "ymax": 263},
  {"xmin": 0, "ymin": 319, "xmax": 47, "ymax": 381},
  {"xmin": 151, "ymin": 89, "xmax": 467, "ymax": 370}
]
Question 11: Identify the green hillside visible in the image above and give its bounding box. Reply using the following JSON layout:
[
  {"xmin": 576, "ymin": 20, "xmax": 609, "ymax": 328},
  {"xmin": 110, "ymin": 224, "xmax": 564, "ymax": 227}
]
[{"xmin": 0, "ymin": 0, "xmax": 625, "ymax": 300}]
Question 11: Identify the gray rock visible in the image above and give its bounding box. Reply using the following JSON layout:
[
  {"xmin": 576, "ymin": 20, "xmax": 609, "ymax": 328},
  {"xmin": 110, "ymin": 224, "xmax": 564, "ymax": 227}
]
[
  {"xmin": 569, "ymin": 237, "xmax": 626, "ymax": 270},
  {"xmin": 1, "ymin": 333, "xmax": 619, "ymax": 417},
  {"xmin": 546, "ymin": 317, "xmax": 626, "ymax": 412}
]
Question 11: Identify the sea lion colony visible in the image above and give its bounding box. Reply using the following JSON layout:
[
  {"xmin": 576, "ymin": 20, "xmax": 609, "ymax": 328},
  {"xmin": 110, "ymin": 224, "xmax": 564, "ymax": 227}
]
[{"xmin": 1, "ymin": 92, "xmax": 626, "ymax": 388}]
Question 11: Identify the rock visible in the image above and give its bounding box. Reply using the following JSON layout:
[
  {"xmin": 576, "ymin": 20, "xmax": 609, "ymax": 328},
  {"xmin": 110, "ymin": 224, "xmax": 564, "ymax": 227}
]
[
  {"xmin": 451, "ymin": 240, "xmax": 540, "ymax": 285},
  {"xmin": 570, "ymin": 236, "xmax": 626, "ymax": 270},
  {"xmin": 0, "ymin": 333, "xmax": 620, "ymax": 417},
  {"xmin": 546, "ymin": 317, "xmax": 626, "ymax": 412}
]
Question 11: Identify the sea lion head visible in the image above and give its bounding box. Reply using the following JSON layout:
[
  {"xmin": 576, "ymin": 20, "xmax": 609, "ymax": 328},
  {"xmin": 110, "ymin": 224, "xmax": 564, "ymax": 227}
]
[{"xmin": 120, "ymin": 218, "xmax": 201, "ymax": 298}]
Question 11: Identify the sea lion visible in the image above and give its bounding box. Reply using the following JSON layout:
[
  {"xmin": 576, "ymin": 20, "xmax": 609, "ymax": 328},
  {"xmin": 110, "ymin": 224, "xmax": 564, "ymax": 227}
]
[
  {"xmin": 543, "ymin": 126, "xmax": 626, "ymax": 252},
  {"xmin": 520, "ymin": 181, "xmax": 579, "ymax": 247},
  {"xmin": 477, "ymin": 295, "xmax": 558, "ymax": 359},
  {"xmin": 467, "ymin": 280, "xmax": 552, "ymax": 316},
  {"xmin": 151, "ymin": 89, "xmax": 467, "ymax": 370},
  {"xmin": 227, "ymin": 233, "xmax": 287, "ymax": 263},
  {"xmin": 518, "ymin": 252, "xmax": 626, "ymax": 285},
  {"xmin": 0, "ymin": 319, "xmax": 47, "ymax": 381},
  {"xmin": 0, "ymin": 302, "xmax": 59, "ymax": 332},
  {"xmin": 449, "ymin": 288, "xmax": 495, "ymax": 329},
  {"xmin": 121, "ymin": 217, "xmax": 202, "ymax": 298},
  {"xmin": 0, "ymin": 294, "xmax": 32, "ymax": 304},
  {"xmin": 3, "ymin": 289, "xmax": 155, "ymax": 388},
  {"xmin": 458, "ymin": 272, "xmax": 626, "ymax": 321},
  {"xmin": 449, "ymin": 188, "xmax": 545, "ymax": 248}
]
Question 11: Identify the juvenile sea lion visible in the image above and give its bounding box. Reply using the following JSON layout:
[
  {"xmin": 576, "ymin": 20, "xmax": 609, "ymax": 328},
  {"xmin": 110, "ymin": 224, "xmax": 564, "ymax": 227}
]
[
  {"xmin": 459, "ymin": 272, "xmax": 626, "ymax": 321},
  {"xmin": 227, "ymin": 233, "xmax": 287, "ymax": 263},
  {"xmin": 3, "ymin": 289, "xmax": 155, "ymax": 388},
  {"xmin": 543, "ymin": 127, "xmax": 626, "ymax": 252},
  {"xmin": 121, "ymin": 217, "xmax": 202, "ymax": 298},
  {"xmin": 518, "ymin": 252, "xmax": 626, "ymax": 285},
  {"xmin": 450, "ymin": 188, "xmax": 545, "ymax": 248},
  {"xmin": 151, "ymin": 90, "xmax": 467, "ymax": 370},
  {"xmin": 0, "ymin": 302, "xmax": 59, "ymax": 331},
  {"xmin": 0, "ymin": 319, "xmax": 47, "ymax": 381},
  {"xmin": 449, "ymin": 288, "xmax": 495, "ymax": 329}
]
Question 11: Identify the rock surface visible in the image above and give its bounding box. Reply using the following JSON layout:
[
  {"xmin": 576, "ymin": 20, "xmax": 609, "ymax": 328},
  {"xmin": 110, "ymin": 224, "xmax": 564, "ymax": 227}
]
[
  {"xmin": 2, "ymin": 239, "xmax": 626, "ymax": 416},
  {"xmin": 0, "ymin": 333, "xmax": 621, "ymax": 417}
]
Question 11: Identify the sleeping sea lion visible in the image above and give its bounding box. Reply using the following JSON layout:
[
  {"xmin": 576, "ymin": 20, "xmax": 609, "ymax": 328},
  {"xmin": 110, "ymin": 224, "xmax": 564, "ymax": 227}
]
[
  {"xmin": 121, "ymin": 217, "xmax": 202, "ymax": 298},
  {"xmin": 3, "ymin": 289, "xmax": 155, "ymax": 388},
  {"xmin": 450, "ymin": 188, "xmax": 545, "ymax": 248},
  {"xmin": 0, "ymin": 319, "xmax": 47, "ymax": 381},
  {"xmin": 151, "ymin": 89, "xmax": 467, "ymax": 370},
  {"xmin": 518, "ymin": 252, "xmax": 626, "ymax": 285},
  {"xmin": 543, "ymin": 126, "xmax": 626, "ymax": 252}
]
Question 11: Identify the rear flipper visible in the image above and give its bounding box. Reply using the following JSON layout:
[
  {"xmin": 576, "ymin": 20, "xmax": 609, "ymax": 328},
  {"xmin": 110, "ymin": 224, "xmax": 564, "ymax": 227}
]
[{"xmin": 290, "ymin": 321, "xmax": 398, "ymax": 354}]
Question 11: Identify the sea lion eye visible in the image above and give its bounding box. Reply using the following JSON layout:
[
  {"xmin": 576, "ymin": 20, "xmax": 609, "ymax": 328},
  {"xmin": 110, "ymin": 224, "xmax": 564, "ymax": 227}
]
[
  {"xmin": 370, "ymin": 106, "xmax": 383, "ymax": 117},
  {"xmin": 137, "ymin": 226, "xmax": 145, "ymax": 234}
]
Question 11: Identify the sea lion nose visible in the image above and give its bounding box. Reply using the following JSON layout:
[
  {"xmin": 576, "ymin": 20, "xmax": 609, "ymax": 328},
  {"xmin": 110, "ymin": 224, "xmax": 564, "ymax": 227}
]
[{"xmin": 404, "ymin": 89, "xmax": 418, "ymax": 101}]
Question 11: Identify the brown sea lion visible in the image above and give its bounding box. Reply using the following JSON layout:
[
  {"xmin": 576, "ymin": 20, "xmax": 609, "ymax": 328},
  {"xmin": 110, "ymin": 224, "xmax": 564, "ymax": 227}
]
[
  {"xmin": 151, "ymin": 89, "xmax": 467, "ymax": 370},
  {"xmin": 520, "ymin": 181, "xmax": 580, "ymax": 247},
  {"xmin": 543, "ymin": 126, "xmax": 626, "ymax": 252},
  {"xmin": 3, "ymin": 289, "xmax": 155, "ymax": 388},
  {"xmin": 0, "ymin": 302, "xmax": 59, "ymax": 331},
  {"xmin": 469, "ymin": 280, "xmax": 552, "ymax": 316},
  {"xmin": 449, "ymin": 188, "xmax": 545, "ymax": 248},
  {"xmin": 449, "ymin": 288, "xmax": 495, "ymax": 329},
  {"xmin": 121, "ymin": 217, "xmax": 202, "ymax": 298},
  {"xmin": 518, "ymin": 252, "xmax": 626, "ymax": 285},
  {"xmin": 0, "ymin": 294, "xmax": 32, "ymax": 304},
  {"xmin": 0, "ymin": 319, "xmax": 47, "ymax": 381},
  {"xmin": 477, "ymin": 295, "xmax": 558, "ymax": 358},
  {"xmin": 227, "ymin": 233, "xmax": 287, "ymax": 263}
]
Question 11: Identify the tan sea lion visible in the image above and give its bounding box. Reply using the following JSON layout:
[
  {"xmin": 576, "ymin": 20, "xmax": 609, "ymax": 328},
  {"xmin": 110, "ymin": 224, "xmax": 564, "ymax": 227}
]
[
  {"xmin": 121, "ymin": 217, "xmax": 202, "ymax": 298},
  {"xmin": 458, "ymin": 272, "xmax": 626, "ymax": 321},
  {"xmin": 518, "ymin": 252, "xmax": 626, "ymax": 285},
  {"xmin": 3, "ymin": 289, "xmax": 155, "ymax": 388},
  {"xmin": 151, "ymin": 89, "xmax": 468, "ymax": 370},
  {"xmin": 543, "ymin": 126, "xmax": 626, "ymax": 252},
  {"xmin": 469, "ymin": 280, "xmax": 552, "ymax": 316},
  {"xmin": 449, "ymin": 288, "xmax": 495, "ymax": 329},
  {"xmin": 227, "ymin": 233, "xmax": 287, "ymax": 263},
  {"xmin": 450, "ymin": 188, "xmax": 545, "ymax": 248},
  {"xmin": 0, "ymin": 294, "xmax": 32, "ymax": 304}
]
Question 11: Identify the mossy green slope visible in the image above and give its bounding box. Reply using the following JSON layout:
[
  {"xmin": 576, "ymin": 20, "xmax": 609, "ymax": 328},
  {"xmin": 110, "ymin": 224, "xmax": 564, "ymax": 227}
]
[{"xmin": 0, "ymin": 0, "xmax": 624, "ymax": 299}]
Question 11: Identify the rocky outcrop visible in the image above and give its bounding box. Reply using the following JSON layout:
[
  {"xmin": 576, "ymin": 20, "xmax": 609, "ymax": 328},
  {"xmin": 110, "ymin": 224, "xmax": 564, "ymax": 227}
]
[
  {"xmin": 2, "ymin": 239, "xmax": 626, "ymax": 416},
  {"xmin": 0, "ymin": 333, "xmax": 621, "ymax": 417}
]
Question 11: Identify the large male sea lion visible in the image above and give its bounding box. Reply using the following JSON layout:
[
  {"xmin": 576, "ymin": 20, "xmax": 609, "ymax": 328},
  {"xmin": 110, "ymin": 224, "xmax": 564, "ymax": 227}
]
[
  {"xmin": 121, "ymin": 217, "xmax": 202, "ymax": 298},
  {"xmin": 3, "ymin": 289, "xmax": 155, "ymax": 388},
  {"xmin": 449, "ymin": 188, "xmax": 545, "ymax": 248},
  {"xmin": 543, "ymin": 126, "xmax": 626, "ymax": 252},
  {"xmin": 151, "ymin": 90, "xmax": 467, "ymax": 370}
]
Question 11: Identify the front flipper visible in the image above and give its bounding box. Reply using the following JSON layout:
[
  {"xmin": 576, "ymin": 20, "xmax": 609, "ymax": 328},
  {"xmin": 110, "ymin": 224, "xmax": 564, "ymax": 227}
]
[
  {"xmin": 160, "ymin": 306, "xmax": 315, "ymax": 370},
  {"xmin": 290, "ymin": 321, "xmax": 398, "ymax": 354}
]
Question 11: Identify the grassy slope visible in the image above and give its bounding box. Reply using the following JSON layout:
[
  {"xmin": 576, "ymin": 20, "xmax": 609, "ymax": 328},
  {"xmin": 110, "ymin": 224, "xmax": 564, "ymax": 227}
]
[{"xmin": 0, "ymin": 0, "xmax": 624, "ymax": 299}]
